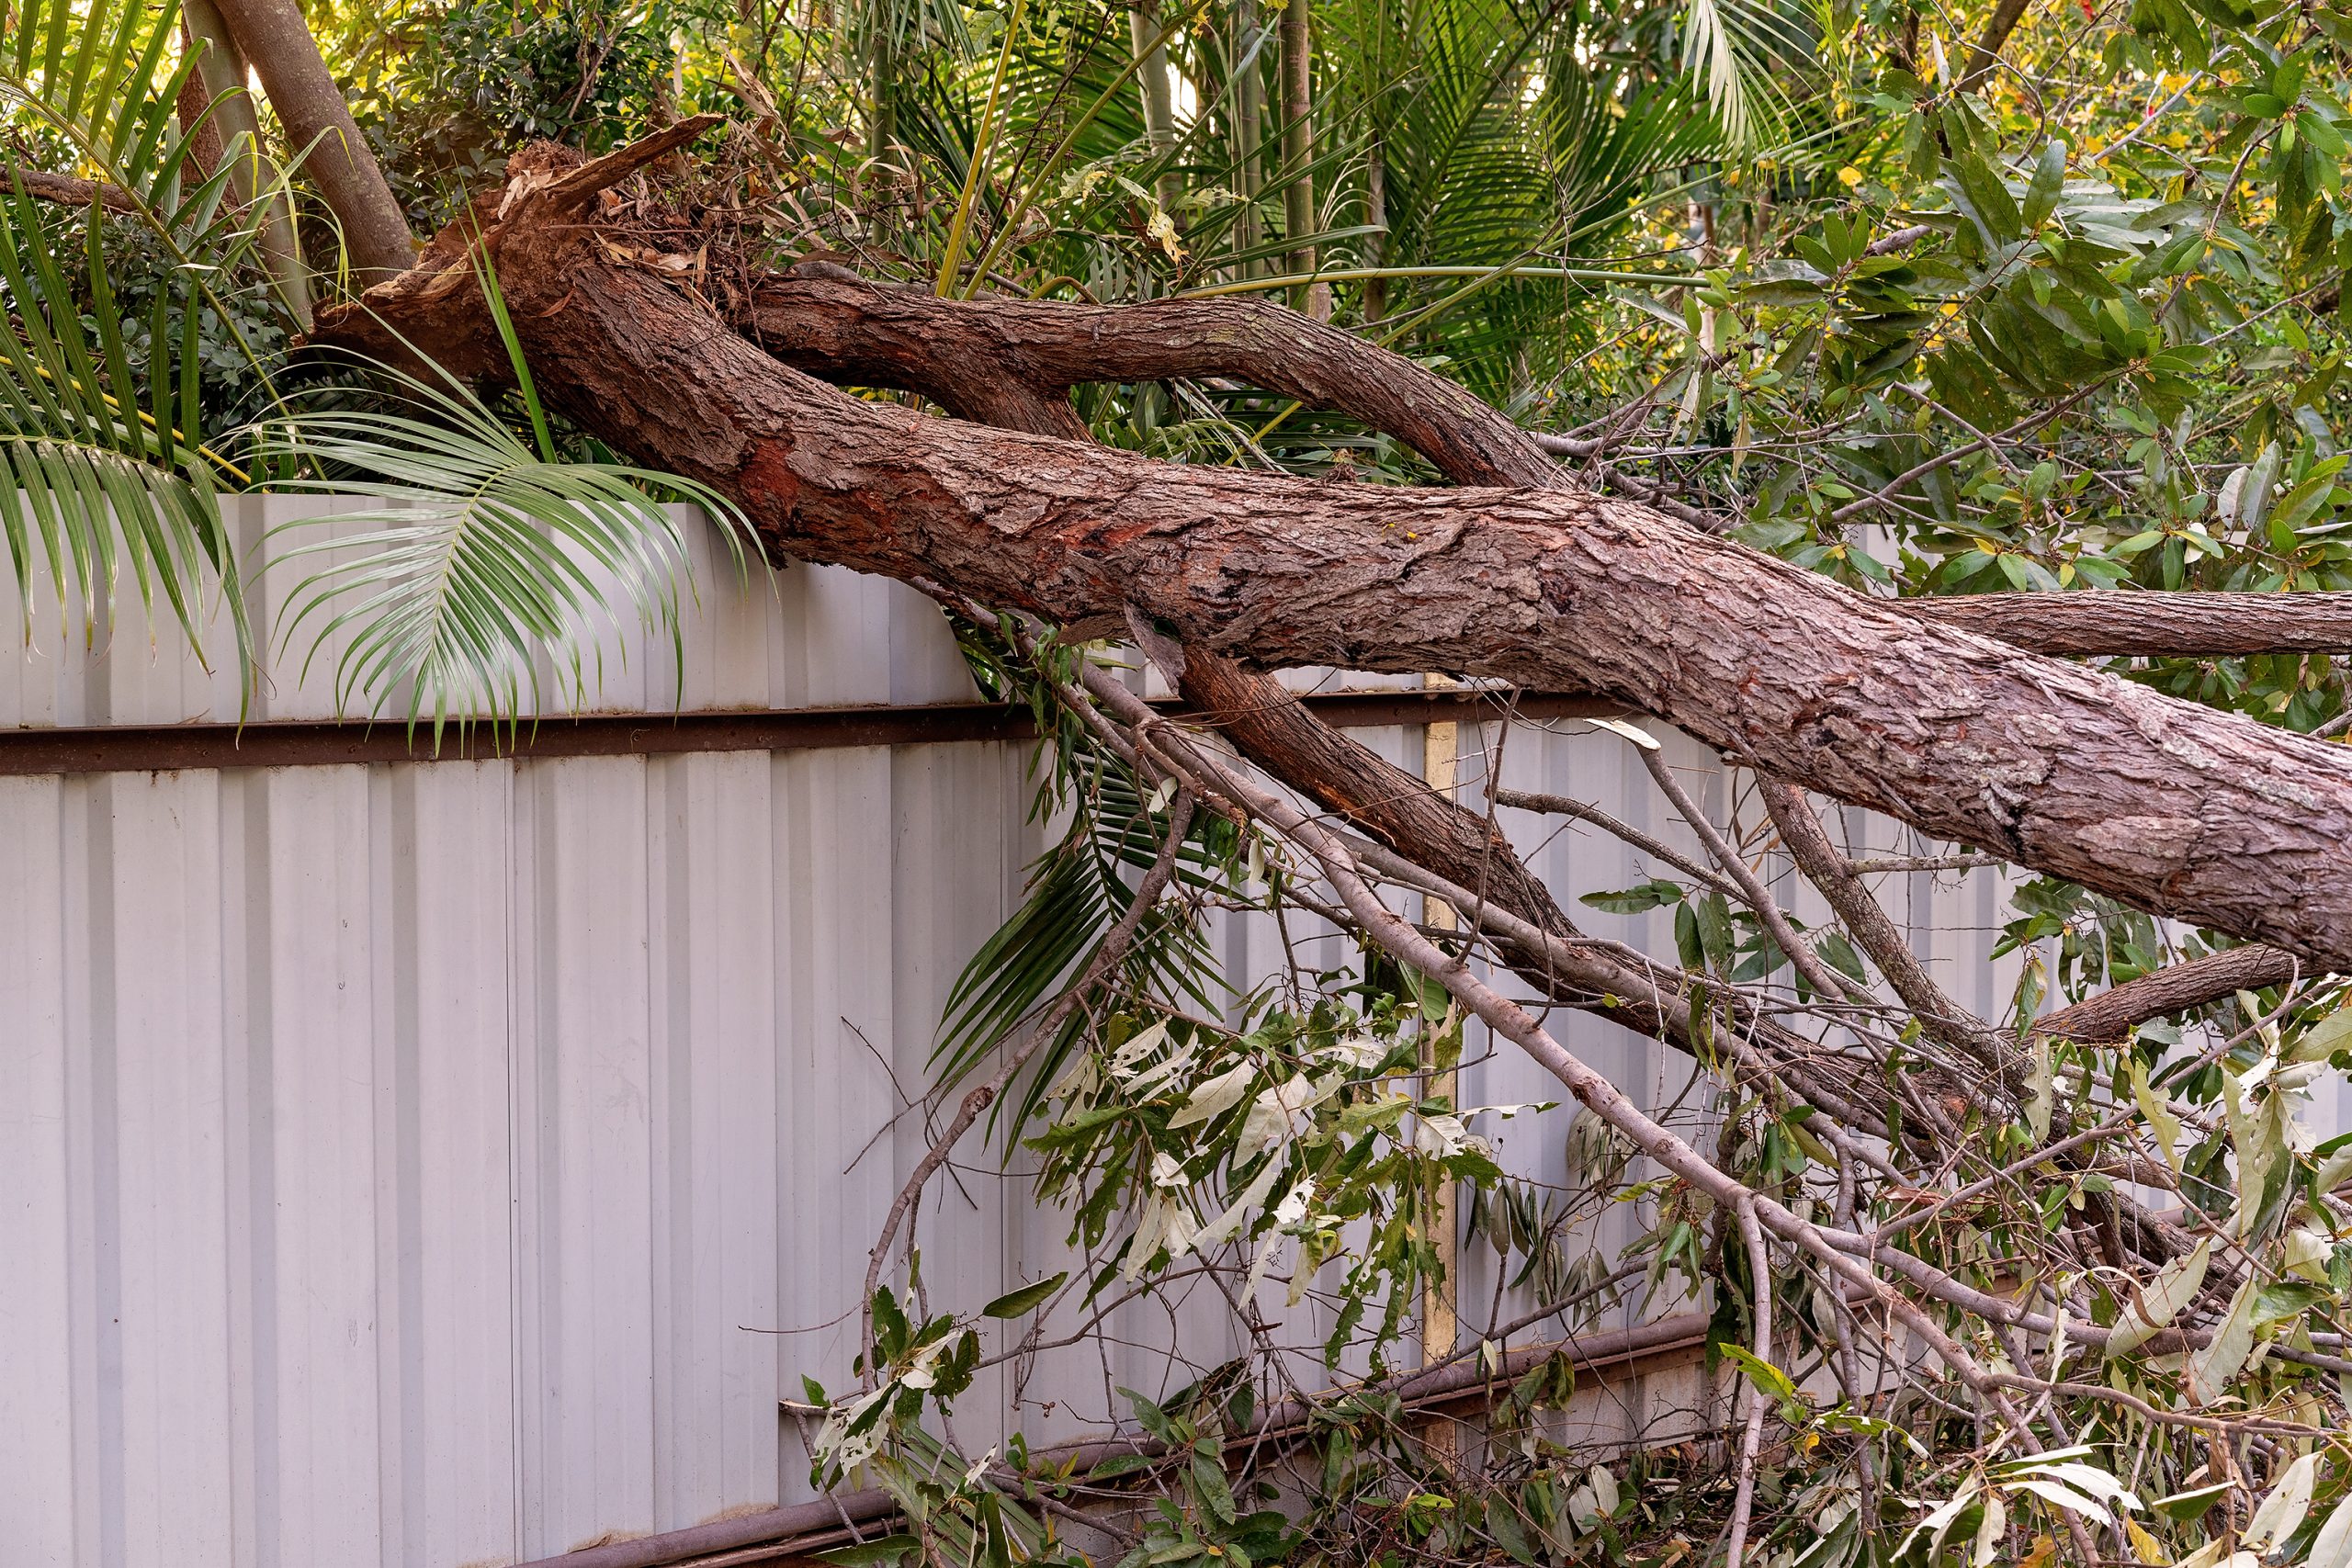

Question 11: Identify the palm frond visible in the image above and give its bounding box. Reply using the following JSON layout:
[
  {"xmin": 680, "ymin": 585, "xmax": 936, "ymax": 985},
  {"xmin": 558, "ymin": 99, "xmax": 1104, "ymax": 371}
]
[
  {"xmin": 1679, "ymin": 0, "xmax": 1819, "ymax": 150},
  {"xmin": 0, "ymin": 183, "xmax": 247, "ymax": 670},
  {"xmin": 2, "ymin": 0, "xmax": 287, "ymax": 322},
  {"xmin": 257, "ymin": 358, "xmax": 755, "ymax": 742},
  {"xmin": 933, "ymin": 645, "xmax": 1234, "ymax": 1142}
]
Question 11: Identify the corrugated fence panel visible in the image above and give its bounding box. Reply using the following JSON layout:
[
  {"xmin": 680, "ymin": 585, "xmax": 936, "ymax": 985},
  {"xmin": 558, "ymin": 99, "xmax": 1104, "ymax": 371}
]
[{"xmin": 0, "ymin": 499, "xmax": 2191, "ymax": 1565}]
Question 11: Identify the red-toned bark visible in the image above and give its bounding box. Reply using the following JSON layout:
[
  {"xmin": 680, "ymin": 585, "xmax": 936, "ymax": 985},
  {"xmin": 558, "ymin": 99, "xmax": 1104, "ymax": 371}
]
[{"xmin": 313, "ymin": 137, "xmax": 2352, "ymax": 973}]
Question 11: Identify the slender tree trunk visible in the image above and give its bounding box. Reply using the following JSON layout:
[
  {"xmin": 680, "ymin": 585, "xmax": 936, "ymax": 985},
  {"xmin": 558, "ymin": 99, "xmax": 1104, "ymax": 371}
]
[
  {"xmin": 1957, "ymin": 0, "xmax": 2031, "ymax": 89},
  {"xmin": 182, "ymin": 0, "xmax": 313, "ymax": 325},
  {"xmin": 1277, "ymin": 0, "xmax": 1324, "ymax": 316},
  {"xmin": 866, "ymin": 5, "xmax": 896, "ymax": 162},
  {"xmin": 216, "ymin": 0, "xmax": 415, "ymax": 283},
  {"xmin": 1231, "ymin": 0, "xmax": 1266, "ymax": 276},
  {"xmin": 174, "ymin": 54, "xmax": 224, "ymax": 177},
  {"xmin": 1363, "ymin": 137, "xmax": 1386, "ymax": 322},
  {"xmin": 313, "ymin": 136, "xmax": 2352, "ymax": 974},
  {"xmin": 1130, "ymin": 0, "xmax": 1182, "ymax": 213}
]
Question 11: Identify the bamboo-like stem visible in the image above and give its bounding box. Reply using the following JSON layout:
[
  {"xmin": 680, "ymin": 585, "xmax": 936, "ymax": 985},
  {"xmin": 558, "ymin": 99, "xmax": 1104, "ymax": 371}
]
[
  {"xmin": 1232, "ymin": 0, "xmax": 1265, "ymax": 276},
  {"xmin": 1277, "ymin": 0, "xmax": 1321, "ymax": 315}
]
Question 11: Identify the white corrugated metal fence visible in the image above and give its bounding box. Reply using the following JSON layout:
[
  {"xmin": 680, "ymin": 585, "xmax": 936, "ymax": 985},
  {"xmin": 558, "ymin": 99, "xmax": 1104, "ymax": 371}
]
[{"xmin": 1, "ymin": 500, "xmax": 2036, "ymax": 1567}]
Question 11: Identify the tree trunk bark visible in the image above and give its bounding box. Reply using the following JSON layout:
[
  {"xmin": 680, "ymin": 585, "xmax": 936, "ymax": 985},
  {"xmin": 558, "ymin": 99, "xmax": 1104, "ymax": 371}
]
[
  {"xmin": 314, "ymin": 138, "xmax": 2352, "ymax": 973},
  {"xmin": 183, "ymin": 0, "xmax": 312, "ymax": 327},
  {"xmin": 2034, "ymin": 945, "xmax": 2301, "ymax": 1041},
  {"xmin": 732, "ymin": 275, "xmax": 2352, "ymax": 659},
  {"xmin": 1899, "ymin": 591, "xmax": 2352, "ymax": 654},
  {"xmin": 217, "ymin": 0, "xmax": 416, "ymax": 282},
  {"xmin": 1276, "ymin": 0, "xmax": 1321, "ymax": 315}
]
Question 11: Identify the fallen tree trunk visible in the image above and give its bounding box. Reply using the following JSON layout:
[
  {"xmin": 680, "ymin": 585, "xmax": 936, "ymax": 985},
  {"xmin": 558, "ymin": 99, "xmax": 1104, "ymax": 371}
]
[
  {"xmin": 312, "ymin": 134, "xmax": 2352, "ymax": 972},
  {"xmin": 752, "ymin": 250, "xmax": 1905, "ymax": 1137},
  {"xmin": 743, "ymin": 272, "xmax": 2352, "ymax": 659}
]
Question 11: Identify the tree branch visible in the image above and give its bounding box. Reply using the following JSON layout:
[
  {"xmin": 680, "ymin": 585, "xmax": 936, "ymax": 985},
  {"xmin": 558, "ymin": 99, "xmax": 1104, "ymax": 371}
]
[
  {"xmin": 1758, "ymin": 780, "xmax": 2004, "ymax": 1064},
  {"xmin": 1900, "ymin": 591, "xmax": 2352, "ymax": 655},
  {"xmin": 313, "ymin": 139, "xmax": 2352, "ymax": 975},
  {"xmin": 6, "ymin": 165, "xmax": 139, "ymax": 213},
  {"xmin": 2034, "ymin": 944, "xmax": 2301, "ymax": 1041},
  {"xmin": 1957, "ymin": 0, "xmax": 2033, "ymax": 90},
  {"xmin": 861, "ymin": 791, "xmax": 1198, "ymax": 1353}
]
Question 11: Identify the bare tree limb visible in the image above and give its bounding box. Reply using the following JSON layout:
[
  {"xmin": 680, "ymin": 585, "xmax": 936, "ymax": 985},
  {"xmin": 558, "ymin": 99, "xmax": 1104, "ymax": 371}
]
[
  {"xmin": 5, "ymin": 165, "xmax": 139, "ymax": 213},
  {"xmin": 1957, "ymin": 0, "xmax": 2033, "ymax": 90},
  {"xmin": 2035, "ymin": 944, "xmax": 2303, "ymax": 1041},
  {"xmin": 1631, "ymin": 744, "xmax": 1865, "ymax": 1006},
  {"xmin": 1492, "ymin": 784, "xmax": 1739, "ymax": 897},
  {"xmin": 1900, "ymin": 591, "xmax": 2352, "ymax": 655},
  {"xmin": 1724, "ymin": 1197, "xmax": 1773, "ymax": 1568},
  {"xmin": 1758, "ymin": 781, "xmax": 2003, "ymax": 1063}
]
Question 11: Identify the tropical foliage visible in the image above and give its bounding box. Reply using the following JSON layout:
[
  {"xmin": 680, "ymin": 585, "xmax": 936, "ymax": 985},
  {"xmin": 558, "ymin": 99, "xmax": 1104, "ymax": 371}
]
[{"xmin": 14, "ymin": 0, "xmax": 2352, "ymax": 1562}]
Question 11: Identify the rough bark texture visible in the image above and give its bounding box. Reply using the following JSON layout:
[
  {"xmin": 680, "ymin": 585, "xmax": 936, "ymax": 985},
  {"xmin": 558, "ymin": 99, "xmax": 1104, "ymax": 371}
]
[
  {"xmin": 218, "ymin": 0, "xmax": 416, "ymax": 280},
  {"xmin": 1901, "ymin": 591, "xmax": 2352, "ymax": 654},
  {"xmin": 2034, "ymin": 944, "xmax": 2302, "ymax": 1041},
  {"xmin": 7, "ymin": 166, "xmax": 140, "ymax": 213},
  {"xmin": 742, "ymin": 271, "xmax": 1555, "ymax": 483},
  {"xmin": 762, "ymin": 264, "xmax": 1730, "ymax": 1074},
  {"xmin": 738, "ymin": 276, "xmax": 2352, "ymax": 659},
  {"xmin": 173, "ymin": 56, "xmax": 224, "ymax": 179},
  {"xmin": 1172, "ymin": 649, "xmax": 1563, "ymax": 935},
  {"xmin": 183, "ymin": 0, "xmax": 312, "ymax": 327},
  {"xmin": 313, "ymin": 140, "xmax": 2352, "ymax": 973}
]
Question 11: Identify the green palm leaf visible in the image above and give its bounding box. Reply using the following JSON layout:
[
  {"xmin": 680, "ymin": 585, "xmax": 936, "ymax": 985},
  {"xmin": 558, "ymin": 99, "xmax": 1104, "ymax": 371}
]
[
  {"xmin": 0, "ymin": 182, "xmax": 247, "ymax": 671},
  {"xmin": 933, "ymin": 658, "xmax": 1232, "ymax": 1141},
  {"xmin": 2, "ymin": 0, "xmax": 300, "ymax": 345},
  {"xmin": 258, "ymin": 362, "xmax": 755, "ymax": 743}
]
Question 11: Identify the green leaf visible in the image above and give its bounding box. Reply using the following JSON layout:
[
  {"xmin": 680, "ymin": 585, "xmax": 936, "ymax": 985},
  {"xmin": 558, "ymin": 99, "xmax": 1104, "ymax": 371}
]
[
  {"xmin": 823, "ymin": 1533, "xmax": 922, "ymax": 1565},
  {"xmin": 2308, "ymin": 1491, "xmax": 2352, "ymax": 1568},
  {"xmin": 1951, "ymin": 148, "xmax": 2023, "ymax": 245},
  {"xmin": 1192, "ymin": 1450, "xmax": 1238, "ymax": 1524},
  {"xmin": 2023, "ymin": 140, "xmax": 2066, "ymax": 231},
  {"xmin": 1719, "ymin": 1343, "xmax": 1800, "ymax": 1407},
  {"xmin": 1579, "ymin": 880, "xmax": 1687, "ymax": 914},
  {"xmin": 261, "ymin": 358, "xmax": 752, "ymax": 745},
  {"xmin": 980, "ymin": 1271, "xmax": 1069, "ymax": 1318},
  {"xmin": 2149, "ymin": 1481, "xmax": 2233, "ymax": 1523}
]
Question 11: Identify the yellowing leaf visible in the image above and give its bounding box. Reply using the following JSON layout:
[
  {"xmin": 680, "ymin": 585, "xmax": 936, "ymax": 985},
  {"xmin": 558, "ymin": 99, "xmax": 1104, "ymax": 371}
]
[
  {"xmin": 1169, "ymin": 1062, "xmax": 1257, "ymax": 1128},
  {"xmin": 2243, "ymin": 1452, "xmax": 2319, "ymax": 1555},
  {"xmin": 2106, "ymin": 1239, "xmax": 2210, "ymax": 1357}
]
